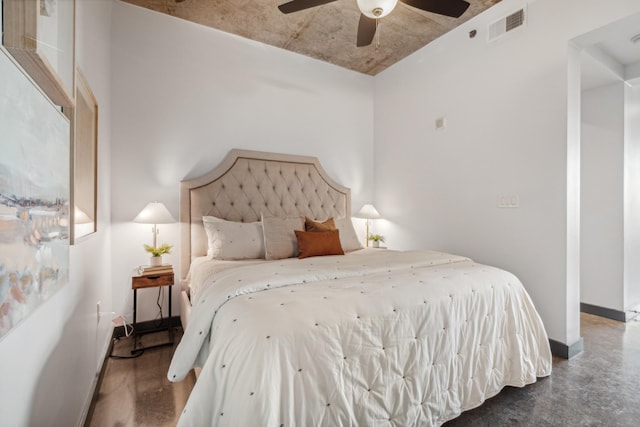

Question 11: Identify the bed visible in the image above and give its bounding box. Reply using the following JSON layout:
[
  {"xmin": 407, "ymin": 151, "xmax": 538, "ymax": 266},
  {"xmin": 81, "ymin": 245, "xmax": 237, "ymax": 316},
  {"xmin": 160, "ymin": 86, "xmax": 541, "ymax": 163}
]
[{"xmin": 168, "ymin": 149, "xmax": 552, "ymax": 426}]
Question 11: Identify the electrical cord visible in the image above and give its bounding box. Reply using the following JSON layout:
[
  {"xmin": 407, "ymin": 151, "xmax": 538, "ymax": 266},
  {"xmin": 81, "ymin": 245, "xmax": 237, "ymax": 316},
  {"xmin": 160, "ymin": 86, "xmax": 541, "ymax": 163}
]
[
  {"xmin": 154, "ymin": 286, "xmax": 165, "ymax": 328},
  {"xmin": 108, "ymin": 336, "xmax": 144, "ymax": 359},
  {"xmin": 108, "ymin": 311, "xmax": 143, "ymax": 359}
]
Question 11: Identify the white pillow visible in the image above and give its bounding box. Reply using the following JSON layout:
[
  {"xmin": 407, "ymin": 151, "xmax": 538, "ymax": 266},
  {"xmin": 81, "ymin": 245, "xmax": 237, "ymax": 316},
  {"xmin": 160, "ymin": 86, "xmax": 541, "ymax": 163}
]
[
  {"xmin": 203, "ymin": 216, "xmax": 264, "ymax": 260},
  {"xmin": 261, "ymin": 215, "xmax": 305, "ymax": 260},
  {"xmin": 334, "ymin": 217, "xmax": 363, "ymax": 252}
]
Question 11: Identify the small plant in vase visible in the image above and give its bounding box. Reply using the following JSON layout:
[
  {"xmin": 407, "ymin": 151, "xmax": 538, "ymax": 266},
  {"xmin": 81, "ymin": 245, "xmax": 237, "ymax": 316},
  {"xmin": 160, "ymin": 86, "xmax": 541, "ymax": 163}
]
[
  {"xmin": 144, "ymin": 243, "xmax": 172, "ymax": 266},
  {"xmin": 368, "ymin": 234, "xmax": 385, "ymax": 248}
]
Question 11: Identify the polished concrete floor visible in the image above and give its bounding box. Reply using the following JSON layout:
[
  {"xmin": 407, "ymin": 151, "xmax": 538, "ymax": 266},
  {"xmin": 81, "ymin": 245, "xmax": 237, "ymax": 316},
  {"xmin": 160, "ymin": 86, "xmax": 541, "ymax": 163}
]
[
  {"xmin": 86, "ymin": 328, "xmax": 196, "ymax": 427},
  {"xmin": 446, "ymin": 313, "xmax": 640, "ymax": 426},
  {"xmin": 87, "ymin": 313, "xmax": 639, "ymax": 426}
]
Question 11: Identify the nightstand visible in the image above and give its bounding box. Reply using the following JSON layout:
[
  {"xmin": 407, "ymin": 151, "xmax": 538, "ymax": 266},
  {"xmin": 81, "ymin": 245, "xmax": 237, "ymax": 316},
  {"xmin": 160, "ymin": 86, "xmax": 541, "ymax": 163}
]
[{"xmin": 131, "ymin": 270, "xmax": 174, "ymax": 354}]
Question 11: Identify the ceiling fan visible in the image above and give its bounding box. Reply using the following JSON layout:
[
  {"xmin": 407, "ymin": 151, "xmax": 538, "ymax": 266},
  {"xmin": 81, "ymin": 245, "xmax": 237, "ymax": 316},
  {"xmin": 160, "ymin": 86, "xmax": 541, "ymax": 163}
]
[{"xmin": 278, "ymin": 0, "xmax": 471, "ymax": 47}]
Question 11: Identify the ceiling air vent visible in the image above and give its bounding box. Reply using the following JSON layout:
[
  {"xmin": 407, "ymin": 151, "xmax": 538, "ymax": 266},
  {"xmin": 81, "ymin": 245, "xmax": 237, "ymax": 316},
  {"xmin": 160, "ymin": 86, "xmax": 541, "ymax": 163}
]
[{"xmin": 488, "ymin": 8, "xmax": 526, "ymax": 42}]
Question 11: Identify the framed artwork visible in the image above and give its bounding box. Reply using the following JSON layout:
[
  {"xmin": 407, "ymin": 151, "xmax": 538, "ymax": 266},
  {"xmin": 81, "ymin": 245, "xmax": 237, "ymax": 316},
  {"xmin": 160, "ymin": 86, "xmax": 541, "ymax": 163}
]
[
  {"xmin": 0, "ymin": 48, "xmax": 70, "ymax": 340},
  {"xmin": 70, "ymin": 69, "xmax": 98, "ymax": 244},
  {"xmin": 2, "ymin": 0, "xmax": 75, "ymax": 108}
]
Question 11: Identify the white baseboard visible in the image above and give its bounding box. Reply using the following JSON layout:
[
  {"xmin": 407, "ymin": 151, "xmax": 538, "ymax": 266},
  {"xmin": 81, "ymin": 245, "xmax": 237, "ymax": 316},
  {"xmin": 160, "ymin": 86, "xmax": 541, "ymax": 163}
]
[{"xmin": 77, "ymin": 326, "xmax": 114, "ymax": 427}]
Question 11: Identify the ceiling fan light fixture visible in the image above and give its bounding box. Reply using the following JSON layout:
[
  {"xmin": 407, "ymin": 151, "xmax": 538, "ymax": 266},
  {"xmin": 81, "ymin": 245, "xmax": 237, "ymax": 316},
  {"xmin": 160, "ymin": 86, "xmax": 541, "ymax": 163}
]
[{"xmin": 357, "ymin": 0, "xmax": 398, "ymax": 19}]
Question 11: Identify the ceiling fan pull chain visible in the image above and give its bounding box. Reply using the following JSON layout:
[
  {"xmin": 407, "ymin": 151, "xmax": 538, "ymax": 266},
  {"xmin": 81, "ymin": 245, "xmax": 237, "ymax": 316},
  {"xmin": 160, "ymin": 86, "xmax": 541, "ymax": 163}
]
[{"xmin": 375, "ymin": 18, "xmax": 380, "ymax": 50}]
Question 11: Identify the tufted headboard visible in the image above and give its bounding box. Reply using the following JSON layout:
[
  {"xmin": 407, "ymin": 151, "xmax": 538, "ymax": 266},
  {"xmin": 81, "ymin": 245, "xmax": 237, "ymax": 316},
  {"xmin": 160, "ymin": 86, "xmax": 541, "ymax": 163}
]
[{"xmin": 180, "ymin": 149, "xmax": 351, "ymax": 280}]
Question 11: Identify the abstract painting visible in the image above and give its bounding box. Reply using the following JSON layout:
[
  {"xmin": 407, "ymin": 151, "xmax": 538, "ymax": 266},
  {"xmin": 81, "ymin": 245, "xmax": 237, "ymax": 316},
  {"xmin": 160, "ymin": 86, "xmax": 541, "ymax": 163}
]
[{"xmin": 0, "ymin": 50, "xmax": 70, "ymax": 340}]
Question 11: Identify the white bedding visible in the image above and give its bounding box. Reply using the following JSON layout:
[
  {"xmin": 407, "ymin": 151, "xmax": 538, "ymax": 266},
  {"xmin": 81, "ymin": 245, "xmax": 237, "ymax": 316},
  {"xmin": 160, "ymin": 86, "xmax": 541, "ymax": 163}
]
[
  {"xmin": 186, "ymin": 256, "xmax": 269, "ymax": 302},
  {"xmin": 169, "ymin": 249, "xmax": 552, "ymax": 426}
]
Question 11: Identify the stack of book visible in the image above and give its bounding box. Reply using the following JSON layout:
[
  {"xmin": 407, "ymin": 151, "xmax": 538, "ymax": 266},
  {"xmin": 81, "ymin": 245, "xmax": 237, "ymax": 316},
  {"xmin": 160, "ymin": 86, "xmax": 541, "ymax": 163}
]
[{"xmin": 137, "ymin": 264, "xmax": 173, "ymax": 276}]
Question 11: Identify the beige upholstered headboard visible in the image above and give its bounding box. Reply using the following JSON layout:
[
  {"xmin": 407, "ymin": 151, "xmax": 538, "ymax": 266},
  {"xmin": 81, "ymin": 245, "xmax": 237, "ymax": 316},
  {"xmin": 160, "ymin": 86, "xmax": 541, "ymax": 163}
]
[{"xmin": 180, "ymin": 149, "xmax": 351, "ymax": 280}]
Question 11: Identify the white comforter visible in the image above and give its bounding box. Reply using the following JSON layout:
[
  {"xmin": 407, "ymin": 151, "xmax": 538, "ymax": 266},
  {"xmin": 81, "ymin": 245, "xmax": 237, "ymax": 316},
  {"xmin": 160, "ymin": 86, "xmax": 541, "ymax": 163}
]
[{"xmin": 169, "ymin": 249, "xmax": 552, "ymax": 426}]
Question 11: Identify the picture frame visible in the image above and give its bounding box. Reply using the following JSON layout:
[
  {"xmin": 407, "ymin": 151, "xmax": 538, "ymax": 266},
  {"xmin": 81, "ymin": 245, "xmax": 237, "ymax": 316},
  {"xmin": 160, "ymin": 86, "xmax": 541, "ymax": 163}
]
[
  {"xmin": 70, "ymin": 69, "xmax": 98, "ymax": 244},
  {"xmin": 0, "ymin": 47, "xmax": 70, "ymax": 340},
  {"xmin": 2, "ymin": 0, "xmax": 75, "ymax": 109}
]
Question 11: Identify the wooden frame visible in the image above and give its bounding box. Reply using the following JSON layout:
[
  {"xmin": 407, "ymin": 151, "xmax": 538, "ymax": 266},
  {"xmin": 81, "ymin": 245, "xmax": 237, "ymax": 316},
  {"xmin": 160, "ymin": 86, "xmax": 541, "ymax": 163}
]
[
  {"xmin": 70, "ymin": 69, "xmax": 98, "ymax": 244},
  {"xmin": 2, "ymin": 0, "xmax": 75, "ymax": 108}
]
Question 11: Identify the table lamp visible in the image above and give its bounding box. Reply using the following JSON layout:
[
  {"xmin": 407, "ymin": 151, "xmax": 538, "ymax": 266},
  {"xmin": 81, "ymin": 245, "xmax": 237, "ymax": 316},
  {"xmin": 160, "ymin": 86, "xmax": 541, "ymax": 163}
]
[
  {"xmin": 356, "ymin": 203, "xmax": 381, "ymax": 247},
  {"xmin": 133, "ymin": 201, "xmax": 175, "ymax": 248}
]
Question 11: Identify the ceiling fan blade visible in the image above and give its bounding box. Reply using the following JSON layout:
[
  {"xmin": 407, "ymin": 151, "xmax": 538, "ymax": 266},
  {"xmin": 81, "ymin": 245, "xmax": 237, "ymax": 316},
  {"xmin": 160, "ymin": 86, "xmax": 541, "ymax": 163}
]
[
  {"xmin": 400, "ymin": 0, "xmax": 470, "ymax": 18},
  {"xmin": 278, "ymin": 0, "xmax": 338, "ymax": 14},
  {"xmin": 357, "ymin": 14, "xmax": 376, "ymax": 47}
]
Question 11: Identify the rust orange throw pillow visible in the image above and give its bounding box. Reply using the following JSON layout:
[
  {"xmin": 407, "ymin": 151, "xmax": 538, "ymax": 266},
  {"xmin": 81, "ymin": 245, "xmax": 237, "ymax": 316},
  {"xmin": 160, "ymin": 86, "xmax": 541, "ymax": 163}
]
[
  {"xmin": 294, "ymin": 229, "xmax": 344, "ymax": 259},
  {"xmin": 305, "ymin": 217, "xmax": 336, "ymax": 232}
]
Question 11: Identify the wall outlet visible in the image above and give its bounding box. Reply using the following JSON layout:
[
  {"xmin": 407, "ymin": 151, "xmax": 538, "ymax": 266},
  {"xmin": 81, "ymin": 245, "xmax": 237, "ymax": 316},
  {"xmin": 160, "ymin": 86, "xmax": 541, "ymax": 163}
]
[{"xmin": 497, "ymin": 194, "xmax": 519, "ymax": 208}]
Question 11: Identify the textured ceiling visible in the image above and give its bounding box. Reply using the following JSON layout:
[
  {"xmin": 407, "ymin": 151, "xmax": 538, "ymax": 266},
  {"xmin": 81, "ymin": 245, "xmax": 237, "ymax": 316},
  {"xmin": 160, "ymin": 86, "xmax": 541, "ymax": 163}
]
[{"xmin": 122, "ymin": 0, "xmax": 502, "ymax": 75}]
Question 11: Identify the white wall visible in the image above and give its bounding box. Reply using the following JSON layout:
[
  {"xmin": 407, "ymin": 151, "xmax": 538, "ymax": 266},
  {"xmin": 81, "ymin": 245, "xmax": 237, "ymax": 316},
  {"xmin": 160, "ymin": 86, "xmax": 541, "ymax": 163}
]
[
  {"xmin": 0, "ymin": 1, "xmax": 113, "ymax": 426},
  {"xmin": 575, "ymin": 12, "xmax": 640, "ymax": 320},
  {"xmin": 580, "ymin": 83, "xmax": 625, "ymax": 311},
  {"xmin": 373, "ymin": 0, "xmax": 640, "ymax": 345},
  {"xmin": 625, "ymin": 83, "xmax": 640, "ymax": 311},
  {"xmin": 2, "ymin": 1, "xmax": 637, "ymax": 424},
  {"xmin": 110, "ymin": 2, "xmax": 374, "ymax": 322}
]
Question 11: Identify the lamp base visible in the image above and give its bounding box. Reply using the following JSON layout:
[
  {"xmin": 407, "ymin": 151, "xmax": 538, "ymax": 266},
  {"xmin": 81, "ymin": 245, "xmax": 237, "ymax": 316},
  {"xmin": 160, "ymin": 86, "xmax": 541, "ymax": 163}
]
[{"xmin": 365, "ymin": 221, "xmax": 369, "ymax": 247}]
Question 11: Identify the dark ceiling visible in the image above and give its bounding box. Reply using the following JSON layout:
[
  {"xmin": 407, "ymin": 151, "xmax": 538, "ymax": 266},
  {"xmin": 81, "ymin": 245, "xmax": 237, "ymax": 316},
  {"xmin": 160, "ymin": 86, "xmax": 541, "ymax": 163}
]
[{"xmin": 122, "ymin": 0, "xmax": 502, "ymax": 75}]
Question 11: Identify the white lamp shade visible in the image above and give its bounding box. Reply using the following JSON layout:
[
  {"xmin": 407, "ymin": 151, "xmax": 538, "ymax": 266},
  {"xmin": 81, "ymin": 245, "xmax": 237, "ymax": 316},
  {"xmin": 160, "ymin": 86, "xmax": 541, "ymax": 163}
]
[
  {"xmin": 356, "ymin": 204, "xmax": 381, "ymax": 220},
  {"xmin": 357, "ymin": 0, "xmax": 398, "ymax": 18},
  {"xmin": 74, "ymin": 205, "xmax": 93, "ymax": 224},
  {"xmin": 133, "ymin": 201, "xmax": 175, "ymax": 224}
]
